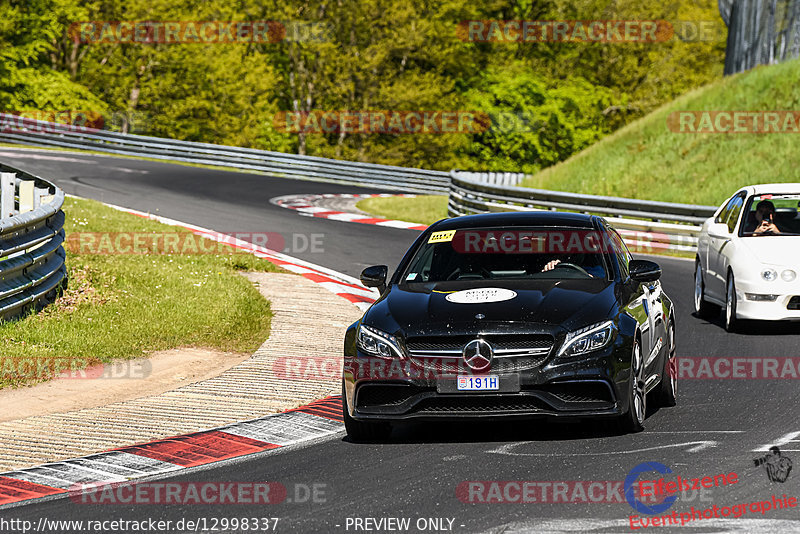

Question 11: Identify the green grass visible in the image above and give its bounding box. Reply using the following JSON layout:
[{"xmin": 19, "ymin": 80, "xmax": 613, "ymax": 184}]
[
  {"xmin": 0, "ymin": 196, "xmax": 284, "ymax": 389},
  {"xmin": 356, "ymin": 195, "xmax": 449, "ymax": 226},
  {"xmin": 521, "ymin": 58, "xmax": 800, "ymax": 206}
]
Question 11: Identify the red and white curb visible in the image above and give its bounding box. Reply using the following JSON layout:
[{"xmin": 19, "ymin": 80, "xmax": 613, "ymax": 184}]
[
  {"xmin": 93, "ymin": 200, "xmax": 379, "ymax": 311},
  {"xmin": 0, "ymin": 397, "xmax": 344, "ymax": 507},
  {"xmin": 0, "ymin": 200, "xmax": 374, "ymax": 507},
  {"xmin": 271, "ymin": 193, "xmax": 428, "ymax": 231}
]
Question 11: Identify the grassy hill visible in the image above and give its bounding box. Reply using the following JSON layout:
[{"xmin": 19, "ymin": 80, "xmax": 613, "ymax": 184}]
[
  {"xmin": 520, "ymin": 57, "xmax": 800, "ymax": 206},
  {"xmin": 359, "ymin": 58, "xmax": 800, "ymax": 222}
]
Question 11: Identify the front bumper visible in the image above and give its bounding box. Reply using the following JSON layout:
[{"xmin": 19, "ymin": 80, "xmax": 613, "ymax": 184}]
[
  {"xmin": 343, "ymin": 341, "xmax": 630, "ymax": 421},
  {"xmin": 349, "ymin": 380, "xmax": 620, "ymax": 421},
  {"xmin": 734, "ymin": 278, "xmax": 800, "ymax": 321}
]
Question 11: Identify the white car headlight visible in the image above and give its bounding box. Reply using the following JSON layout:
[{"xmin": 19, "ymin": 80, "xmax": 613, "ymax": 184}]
[
  {"xmin": 782, "ymin": 269, "xmax": 797, "ymax": 282},
  {"xmin": 357, "ymin": 324, "xmax": 404, "ymax": 359},
  {"xmin": 557, "ymin": 320, "xmax": 615, "ymax": 359},
  {"xmin": 761, "ymin": 268, "xmax": 778, "ymax": 282}
]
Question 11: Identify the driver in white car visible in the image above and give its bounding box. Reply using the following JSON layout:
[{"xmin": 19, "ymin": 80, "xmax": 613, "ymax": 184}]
[{"xmin": 744, "ymin": 200, "xmax": 782, "ymax": 235}]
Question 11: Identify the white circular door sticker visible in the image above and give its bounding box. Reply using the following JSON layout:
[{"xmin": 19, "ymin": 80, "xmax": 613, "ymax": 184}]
[{"xmin": 445, "ymin": 288, "xmax": 517, "ymax": 304}]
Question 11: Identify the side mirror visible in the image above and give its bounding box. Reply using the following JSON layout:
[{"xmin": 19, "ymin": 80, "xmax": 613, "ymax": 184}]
[
  {"xmin": 629, "ymin": 259, "xmax": 661, "ymax": 283},
  {"xmin": 708, "ymin": 222, "xmax": 731, "ymax": 239},
  {"xmin": 360, "ymin": 265, "xmax": 388, "ymax": 293}
]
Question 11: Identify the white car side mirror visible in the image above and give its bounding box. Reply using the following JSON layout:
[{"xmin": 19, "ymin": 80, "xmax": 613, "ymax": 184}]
[{"xmin": 708, "ymin": 222, "xmax": 731, "ymax": 238}]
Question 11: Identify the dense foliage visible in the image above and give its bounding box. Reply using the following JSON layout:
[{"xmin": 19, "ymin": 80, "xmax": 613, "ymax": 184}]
[{"xmin": 0, "ymin": 0, "xmax": 724, "ymax": 173}]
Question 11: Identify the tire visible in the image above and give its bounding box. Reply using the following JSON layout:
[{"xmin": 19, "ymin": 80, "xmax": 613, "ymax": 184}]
[
  {"xmin": 656, "ymin": 320, "xmax": 677, "ymax": 407},
  {"xmin": 342, "ymin": 384, "xmax": 392, "ymax": 443},
  {"xmin": 725, "ymin": 273, "xmax": 739, "ymax": 333},
  {"xmin": 694, "ymin": 260, "xmax": 718, "ymax": 318},
  {"xmin": 618, "ymin": 340, "xmax": 646, "ymax": 433}
]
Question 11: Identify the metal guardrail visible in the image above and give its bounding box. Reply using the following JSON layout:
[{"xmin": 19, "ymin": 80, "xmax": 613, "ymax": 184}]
[
  {"xmin": 0, "ymin": 113, "xmax": 449, "ymax": 194},
  {"xmin": 449, "ymin": 171, "xmax": 717, "ymax": 253},
  {"xmin": 0, "ymin": 163, "xmax": 67, "ymax": 321}
]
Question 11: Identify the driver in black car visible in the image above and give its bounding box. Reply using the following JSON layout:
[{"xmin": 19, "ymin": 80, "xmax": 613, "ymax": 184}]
[
  {"xmin": 543, "ymin": 258, "xmax": 561, "ymax": 271},
  {"xmin": 540, "ymin": 254, "xmax": 605, "ymax": 277},
  {"xmin": 744, "ymin": 200, "xmax": 782, "ymax": 235}
]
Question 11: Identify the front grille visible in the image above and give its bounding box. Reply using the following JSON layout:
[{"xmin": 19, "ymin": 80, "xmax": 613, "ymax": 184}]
[
  {"xmin": 406, "ymin": 337, "xmax": 472, "ymax": 351},
  {"xmin": 788, "ymin": 296, "xmax": 800, "ymax": 310},
  {"xmin": 406, "ymin": 334, "xmax": 553, "ymax": 373},
  {"xmin": 540, "ymin": 382, "xmax": 613, "ymax": 404},
  {"xmin": 414, "ymin": 395, "xmax": 549, "ymax": 414},
  {"xmin": 407, "ymin": 334, "xmax": 552, "ymax": 352},
  {"xmin": 356, "ymin": 384, "xmax": 417, "ymax": 408}
]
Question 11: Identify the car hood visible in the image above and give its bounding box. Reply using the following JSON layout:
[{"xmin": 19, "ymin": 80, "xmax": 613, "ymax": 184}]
[
  {"xmin": 739, "ymin": 236, "xmax": 800, "ymax": 267},
  {"xmin": 364, "ymin": 279, "xmax": 618, "ymax": 338}
]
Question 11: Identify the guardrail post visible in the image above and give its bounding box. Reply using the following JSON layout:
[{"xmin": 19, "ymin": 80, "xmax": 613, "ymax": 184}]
[
  {"xmin": 34, "ymin": 186, "xmax": 50, "ymax": 209},
  {"xmin": 1, "ymin": 172, "xmax": 15, "ymax": 219},
  {"xmin": 19, "ymin": 180, "xmax": 35, "ymax": 213}
]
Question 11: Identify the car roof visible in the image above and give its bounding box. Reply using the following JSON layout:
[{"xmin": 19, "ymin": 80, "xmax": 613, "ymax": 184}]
[
  {"xmin": 430, "ymin": 211, "xmax": 598, "ymax": 230},
  {"xmin": 742, "ymin": 183, "xmax": 800, "ymax": 195}
]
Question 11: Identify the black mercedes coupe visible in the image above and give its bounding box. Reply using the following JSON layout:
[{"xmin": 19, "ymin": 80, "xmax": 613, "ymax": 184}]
[{"xmin": 342, "ymin": 212, "xmax": 677, "ymax": 441}]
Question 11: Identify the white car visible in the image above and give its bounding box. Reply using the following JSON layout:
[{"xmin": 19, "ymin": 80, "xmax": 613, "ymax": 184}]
[{"xmin": 695, "ymin": 184, "xmax": 800, "ymax": 332}]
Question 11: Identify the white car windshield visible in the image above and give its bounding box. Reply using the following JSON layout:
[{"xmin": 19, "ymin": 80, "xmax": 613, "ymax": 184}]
[{"xmin": 739, "ymin": 194, "xmax": 800, "ymax": 236}]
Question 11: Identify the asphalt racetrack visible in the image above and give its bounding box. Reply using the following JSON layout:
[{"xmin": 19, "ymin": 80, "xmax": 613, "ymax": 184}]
[{"xmin": 2, "ymin": 147, "xmax": 800, "ymax": 533}]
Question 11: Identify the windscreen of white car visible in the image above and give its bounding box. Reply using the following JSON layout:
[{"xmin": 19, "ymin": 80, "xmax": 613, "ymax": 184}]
[
  {"xmin": 402, "ymin": 227, "xmax": 611, "ymax": 283},
  {"xmin": 739, "ymin": 194, "xmax": 800, "ymax": 236}
]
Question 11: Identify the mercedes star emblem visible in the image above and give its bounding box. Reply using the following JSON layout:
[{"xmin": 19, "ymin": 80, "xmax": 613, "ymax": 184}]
[{"xmin": 462, "ymin": 338, "xmax": 493, "ymax": 372}]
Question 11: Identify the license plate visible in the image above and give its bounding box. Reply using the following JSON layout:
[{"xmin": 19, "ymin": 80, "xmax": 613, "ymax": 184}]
[{"xmin": 457, "ymin": 375, "xmax": 499, "ymax": 391}]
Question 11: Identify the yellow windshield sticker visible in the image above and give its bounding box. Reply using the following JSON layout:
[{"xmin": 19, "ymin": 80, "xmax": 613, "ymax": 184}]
[{"xmin": 428, "ymin": 230, "xmax": 456, "ymax": 243}]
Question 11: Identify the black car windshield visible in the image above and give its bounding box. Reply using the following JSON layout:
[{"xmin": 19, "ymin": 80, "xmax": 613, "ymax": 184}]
[
  {"xmin": 740, "ymin": 194, "xmax": 800, "ymax": 236},
  {"xmin": 401, "ymin": 227, "xmax": 610, "ymax": 283}
]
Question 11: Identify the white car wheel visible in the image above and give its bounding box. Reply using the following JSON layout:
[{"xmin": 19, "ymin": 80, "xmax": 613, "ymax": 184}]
[
  {"xmin": 725, "ymin": 274, "xmax": 739, "ymax": 333},
  {"xmin": 694, "ymin": 261, "xmax": 718, "ymax": 318}
]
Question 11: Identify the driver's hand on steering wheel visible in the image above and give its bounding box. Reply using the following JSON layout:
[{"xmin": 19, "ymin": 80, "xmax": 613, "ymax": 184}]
[{"xmin": 542, "ymin": 259, "xmax": 561, "ymax": 272}]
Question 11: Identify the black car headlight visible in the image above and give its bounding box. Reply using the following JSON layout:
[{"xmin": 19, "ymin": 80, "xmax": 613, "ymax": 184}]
[
  {"xmin": 557, "ymin": 320, "xmax": 615, "ymax": 359},
  {"xmin": 356, "ymin": 324, "xmax": 404, "ymax": 359}
]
